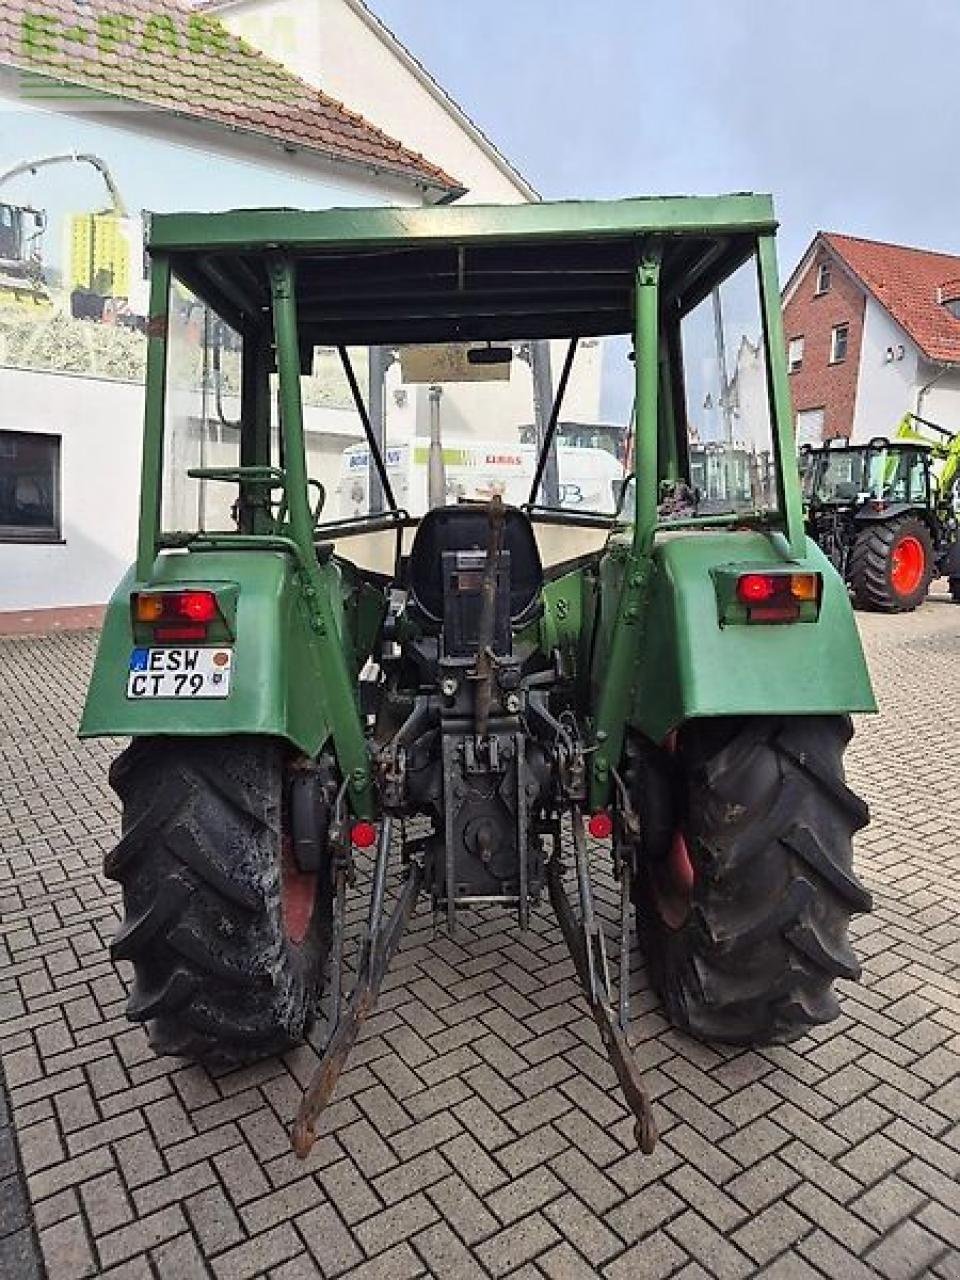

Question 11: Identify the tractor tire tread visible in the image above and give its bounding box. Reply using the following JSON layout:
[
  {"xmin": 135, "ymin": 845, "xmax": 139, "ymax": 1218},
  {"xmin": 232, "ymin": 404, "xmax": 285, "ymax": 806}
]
[
  {"xmin": 637, "ymin": 715, "xmax": 871, "ymax": 1046},
  {"xmin": 107, "ymin": 737, "xmax": 331, "ymax": 1065}
]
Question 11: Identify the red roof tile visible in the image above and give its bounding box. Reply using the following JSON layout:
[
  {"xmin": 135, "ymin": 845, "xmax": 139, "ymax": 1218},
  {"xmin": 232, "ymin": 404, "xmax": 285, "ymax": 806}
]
[
  {"xmin": 0, "ymin": 0, "xmax": 463, "ymax": 196},
  {"xmin": 824, "ymin": 232, "xmax": 960, "ymax": 365}
]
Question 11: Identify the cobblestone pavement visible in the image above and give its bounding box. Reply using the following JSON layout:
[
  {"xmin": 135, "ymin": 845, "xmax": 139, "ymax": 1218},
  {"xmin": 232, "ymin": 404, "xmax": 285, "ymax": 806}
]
[{"xmin": 0, "ymin": 594, "xmax": 958, "ymax": 1280}]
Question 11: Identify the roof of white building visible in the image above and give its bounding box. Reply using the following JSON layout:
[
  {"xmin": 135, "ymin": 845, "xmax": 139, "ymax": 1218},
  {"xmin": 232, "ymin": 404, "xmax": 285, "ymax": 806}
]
[
  {"xmin": 0, "ymin": 0, "xmax": 464, "ymax": 199},
  {"xmin": 195, "ymin": 0, "xmax": 540, "ymax": 202}
]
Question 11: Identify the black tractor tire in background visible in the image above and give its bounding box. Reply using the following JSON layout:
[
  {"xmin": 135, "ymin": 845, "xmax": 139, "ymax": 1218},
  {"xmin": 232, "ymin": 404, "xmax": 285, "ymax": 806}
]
[
  {"xmin": 950, "ymin": 578, "xmax": 960, "ymax": 603},
  {"xmin": 635, "ymin": 716, "xmax": 872, "ymax": 1045},
  {"xmin": 848, "ymin": 516, "xmax": 934, "ymax": 612},
  {"xmin": 106, "ymin": 737, "xmax": 333, "ymax": 1064}
]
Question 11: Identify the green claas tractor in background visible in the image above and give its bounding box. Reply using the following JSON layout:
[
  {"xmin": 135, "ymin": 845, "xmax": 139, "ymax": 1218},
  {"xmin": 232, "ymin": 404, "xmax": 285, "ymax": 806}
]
[
  {"xmin": 801, "ymin": 415, "xmax": 960, "ymax": 611},
  {"xmin": 81, "ymin": 195, "xmax": 875, "ymax": 1157}
]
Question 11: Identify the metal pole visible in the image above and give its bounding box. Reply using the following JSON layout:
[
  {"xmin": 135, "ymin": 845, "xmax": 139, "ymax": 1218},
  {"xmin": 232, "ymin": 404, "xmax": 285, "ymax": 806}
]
[
  {"xmin": 427, "ymin": 385, "xmax": 446, "ymax": 508},
  {"xmin": 531, "ymin": 340, "xmax": 561, "ymax": 506},
  {"xmin": 338, "ymin": 346, "xmax": 399, "ymax": 513},
  {"xmin": 368, "ymin": 346, "xmax": 388, "ymax": 515},
  {"xmin": 527, "ymin": 338, "xmax": 578, "ymax": 507}
]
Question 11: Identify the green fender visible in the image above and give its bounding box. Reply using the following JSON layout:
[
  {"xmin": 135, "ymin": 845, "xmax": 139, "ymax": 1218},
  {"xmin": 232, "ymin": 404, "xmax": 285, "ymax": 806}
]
[
  {"xmin": 602, "ymin": 531, "xmax": 876, "ymax": 749},
  {"xmin": 80, "ymin": 549, "xmax": 348, "ymax": 758}
]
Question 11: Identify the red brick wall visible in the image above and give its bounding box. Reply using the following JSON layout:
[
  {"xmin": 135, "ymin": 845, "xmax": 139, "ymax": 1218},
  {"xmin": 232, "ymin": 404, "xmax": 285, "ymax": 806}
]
[{"xmin": 783, "ymin": 247, "xmax": 866, "ymax": 439}]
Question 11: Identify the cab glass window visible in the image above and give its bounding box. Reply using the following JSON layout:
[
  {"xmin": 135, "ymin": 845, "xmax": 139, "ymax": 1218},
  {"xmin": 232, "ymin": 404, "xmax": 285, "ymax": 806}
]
[
  {"xmin": 161, "ymin": 278, "xmax": 242, "ymax": 534},
  {"xmin": 680, "ymin": 255, "xmax": 778, "ymax": 515}
]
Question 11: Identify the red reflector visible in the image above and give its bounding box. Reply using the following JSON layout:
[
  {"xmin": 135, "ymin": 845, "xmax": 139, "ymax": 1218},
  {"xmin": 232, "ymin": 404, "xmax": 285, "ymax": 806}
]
[
  {"xmin": 154, "ymin": 624, "xmax": 208, "ymax": 642},
  {"xmin": 748, "ymin": 605, "xmax": 800, "ymax": 624},
  {"xmin": 737, "ymin": 573, "xmax": 779, "ymax": 604},
  {"xmin": 587, "ymin": 811, "xmax": 614, "ymax": 840},
  {"xmin": 351, "ymin": 822, "xmax": 378, "ymax": 849}
]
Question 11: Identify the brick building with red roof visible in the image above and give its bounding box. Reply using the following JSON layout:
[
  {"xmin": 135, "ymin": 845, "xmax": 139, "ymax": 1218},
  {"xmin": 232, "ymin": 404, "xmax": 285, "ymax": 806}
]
[{"xmin": 783, "ymin": 232, "xmax": 960, "ymax": 445}]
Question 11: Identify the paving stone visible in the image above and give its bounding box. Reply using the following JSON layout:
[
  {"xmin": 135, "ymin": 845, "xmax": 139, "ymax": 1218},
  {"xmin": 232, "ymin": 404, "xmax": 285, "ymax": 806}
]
[
  {"xmin": 412, "ymin": 1220, "xmax": 488, "ymax": 1279},
  {"xmin": 97, "ymin": 1206, "xmax": 188, "ymax": 1270},
  {"xmin": 474, "ymin": 1211, "xmax": 561, "ymax": 1277},
  {"xmin": 79, "ymin": 1169, "xmax": 133, "ymax": 1236},
  {"xmin": 732, "ymin": 1202, "xmax": 810, "ymax": 1266},
  {"xmin": 353, "ymin": 1190, "xmax": 439, "ymax": 1257},
  {"xmin": 187, "ymin": 1183, "xmax": 246, "ymax": 1254},
  {"xmin": 37, "ymin": 1214, "xmax": 95, "ymax": 1280},
  {"xmin": 865, "ymin": 1219, "xmax": 948, "ymax": 1280},
  {"xmin": 211, "ymin": 1223, "xmax": 302, "ymax": 1280},
  {"xmin": 297, "ymin": 1203, "xmax": 364, "ymax": 1275},
  {"xmin": 425, "ymin": 1173, "xmax": 498, "ymax": 1246}
]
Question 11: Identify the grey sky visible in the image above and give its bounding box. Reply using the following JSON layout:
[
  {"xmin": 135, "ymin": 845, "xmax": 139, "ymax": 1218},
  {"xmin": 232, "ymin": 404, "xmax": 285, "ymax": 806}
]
[{"xmin": 370, "ymin": 0, "xmax": 958, "ymax": 275}]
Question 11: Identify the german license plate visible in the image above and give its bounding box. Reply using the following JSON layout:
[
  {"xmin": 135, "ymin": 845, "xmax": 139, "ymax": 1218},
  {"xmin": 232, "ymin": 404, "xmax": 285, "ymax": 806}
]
[{"xmin": 127, "ymin": 648, "xmax": 233, "ymax": 699}]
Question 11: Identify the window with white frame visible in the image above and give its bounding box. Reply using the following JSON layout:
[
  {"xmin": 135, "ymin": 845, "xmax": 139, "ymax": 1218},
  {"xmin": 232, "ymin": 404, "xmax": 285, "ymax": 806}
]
[
  {"xmin": 0, "ymin": 431, "xmax": 61, "ymax": 542},
  {"xmin": 830, "ymin": 324, "xmax": 850, "ymax": 364},
  {"xmin": 816, "ymin": 262, "xmax": 832, "ymax": 295},
  {"xmin": 788, "ymin": 336, "xmax": 805, "ymax": 373}
]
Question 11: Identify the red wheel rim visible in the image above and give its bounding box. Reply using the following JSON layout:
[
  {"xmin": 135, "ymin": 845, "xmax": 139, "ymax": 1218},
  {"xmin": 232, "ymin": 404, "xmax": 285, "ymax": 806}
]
[
  {"xmin": 281, "ymin": 836, "xmax": 317, "ymax": 946},
  {"xmin": 650, "ymin": 731, "xmax": 696, "ymax": 930},
  {"xmin": 890, "ymin": 534, "xmax": 925, "ymax": 597},
  {"xmin": 651, "ymin": 829, "xmax": 695, "ymax": 930}
]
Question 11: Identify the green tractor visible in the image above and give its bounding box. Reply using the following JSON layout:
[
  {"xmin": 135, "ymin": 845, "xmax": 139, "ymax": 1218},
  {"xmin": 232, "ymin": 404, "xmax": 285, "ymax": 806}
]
[
  {"xmin": 81, "ymin": 195, "xmax": 875, "ymax": 1157},
  {"xmin": 801, "ymin": 416, "xmax": 960, "ymax": 611}
]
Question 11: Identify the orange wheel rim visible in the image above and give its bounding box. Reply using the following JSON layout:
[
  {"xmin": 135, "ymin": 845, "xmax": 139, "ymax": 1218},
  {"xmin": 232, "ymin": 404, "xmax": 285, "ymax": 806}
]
[{"xmin": 890, "ymin": 534, "xmax": 925, "ymax": 596}]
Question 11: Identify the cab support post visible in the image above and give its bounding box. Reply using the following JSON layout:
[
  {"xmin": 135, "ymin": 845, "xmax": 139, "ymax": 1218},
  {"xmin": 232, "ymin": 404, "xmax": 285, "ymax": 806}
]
[
  {"xmin": 269, "ymin": 255, "xmax": 373, "ymax": 813},
  {"xmin": 590, "ymin": 250, "xmax": 661, "ymax": 808},
  {"xmin": 758, "ymin": 232, "xmax": 807, "ymax": 559},
  {"xmin": 136, "ymin": 254, "xmax": 171, "ymax": 580}
]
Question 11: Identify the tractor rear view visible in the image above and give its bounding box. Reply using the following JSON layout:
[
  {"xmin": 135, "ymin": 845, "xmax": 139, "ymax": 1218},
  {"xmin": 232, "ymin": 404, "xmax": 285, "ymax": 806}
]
[{"xmin": 81, "ymin": 195, "xmax": 875, "ymax": 1157}]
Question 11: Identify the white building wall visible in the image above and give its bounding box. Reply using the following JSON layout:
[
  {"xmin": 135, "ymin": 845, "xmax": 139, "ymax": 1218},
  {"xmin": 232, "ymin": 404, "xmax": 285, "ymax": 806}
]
[
  {"xmin": 0, "ymin": 369, "xmax": 142, "ymax": 611},
  {"xmin": 917, "ymin": 362, "xmax": 960, "ymax": 433},
  {"xmin": 0, "ymin": 366, "xmax": 363, "ymax": 613},
  {"xmin": 212, "ymin": 0, "xmax": 533, "ymax": 204},
  {"xmin": 851, "ymin": 298, "xmax": 920, "ymax": 442}
]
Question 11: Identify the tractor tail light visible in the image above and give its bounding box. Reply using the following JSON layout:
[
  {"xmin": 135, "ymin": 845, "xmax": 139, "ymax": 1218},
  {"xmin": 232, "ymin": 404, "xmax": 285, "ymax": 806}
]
[
  {"xmin": 133, "ymin": 591, "xmax": 220, "ymax": 642},
  {"xmin": 735, "ymin": 573, "xmax": 820, "ymax": 623}
]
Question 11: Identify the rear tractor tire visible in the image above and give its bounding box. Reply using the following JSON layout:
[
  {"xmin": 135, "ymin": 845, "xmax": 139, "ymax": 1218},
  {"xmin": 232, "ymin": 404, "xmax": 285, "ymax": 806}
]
[
  {"xmin": 106, "ymin": 737, "xmax": 333, "ymax": 1064},
  {"xmin": 848, "ymin": 516, "xmax": 934, "ymax": 612},
  {"xmin": 633, "ymin": 716, "xmax": 871, "ymax": 1045}
]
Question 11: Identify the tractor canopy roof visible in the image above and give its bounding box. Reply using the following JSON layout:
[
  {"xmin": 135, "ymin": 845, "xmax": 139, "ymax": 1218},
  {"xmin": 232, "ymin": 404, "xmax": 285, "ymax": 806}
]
[{"xmin": 147, "ymin": 193, "xmax": 777, "ymax": 346}]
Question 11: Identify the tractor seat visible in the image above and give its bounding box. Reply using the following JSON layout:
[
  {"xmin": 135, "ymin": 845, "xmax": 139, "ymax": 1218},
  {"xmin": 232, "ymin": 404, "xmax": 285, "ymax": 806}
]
[{"xmin": 407, "ymin": 503, "xmax": 543, "ymax": 626}]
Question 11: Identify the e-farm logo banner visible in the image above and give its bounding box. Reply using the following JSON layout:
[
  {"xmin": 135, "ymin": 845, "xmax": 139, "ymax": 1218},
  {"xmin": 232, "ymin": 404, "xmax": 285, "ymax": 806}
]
[{"xmin": 13, "ymin": 7, "xmax": 301, "ymax": 107}]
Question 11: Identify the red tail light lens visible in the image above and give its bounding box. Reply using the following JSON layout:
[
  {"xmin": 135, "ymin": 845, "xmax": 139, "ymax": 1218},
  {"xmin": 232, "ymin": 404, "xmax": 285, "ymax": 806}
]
[
  {"xmin": 134, "ymin": 591, "xmax": 220, "ymax": 633},
  {"xmin": 737, "ymin": 574, "xmax": 778, "ymax": 604}
]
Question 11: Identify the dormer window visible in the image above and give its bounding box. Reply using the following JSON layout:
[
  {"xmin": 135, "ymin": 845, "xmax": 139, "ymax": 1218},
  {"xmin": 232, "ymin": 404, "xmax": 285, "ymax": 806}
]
[
  {"xmin": 939, "ymin": 279, "xmax": 960, "ymax": 320},
  {"xmin": 815, "ymin": 262, "xmax": 832, "ymax": 295}
]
